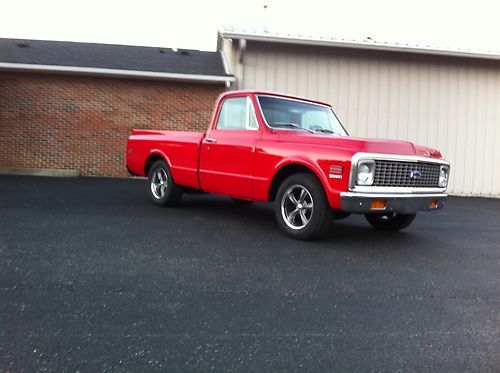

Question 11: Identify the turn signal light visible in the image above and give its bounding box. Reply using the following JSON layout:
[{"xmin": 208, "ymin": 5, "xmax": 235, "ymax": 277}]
[
  {"xmin": 429, "ymin": 199, "xmax": 439, "ymax": 209},
  {"xmin": 370, "ymin": 200, "xmax": 387, "ymax": 210}
]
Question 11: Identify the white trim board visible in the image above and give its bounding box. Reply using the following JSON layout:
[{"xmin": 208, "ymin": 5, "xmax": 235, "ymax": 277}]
[{"xmin": 0, "ymin": 62, "xmax": 235, "ymax": 84}]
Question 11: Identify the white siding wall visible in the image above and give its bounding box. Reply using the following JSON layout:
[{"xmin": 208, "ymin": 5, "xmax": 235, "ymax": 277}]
[{"xmin": 228, "ymin": 40, "xmax": 500, "ymax": 197}]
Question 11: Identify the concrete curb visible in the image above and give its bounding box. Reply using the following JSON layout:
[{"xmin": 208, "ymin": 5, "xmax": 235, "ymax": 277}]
[{"xmin": 0, "ymin": 168, "xmax": 80, "ymax": 177}]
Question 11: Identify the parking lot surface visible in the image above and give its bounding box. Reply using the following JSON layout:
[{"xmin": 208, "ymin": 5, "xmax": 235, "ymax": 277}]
[{"xmin": 1, "ymin": 175, "xmax": 500, "ymax": 371}]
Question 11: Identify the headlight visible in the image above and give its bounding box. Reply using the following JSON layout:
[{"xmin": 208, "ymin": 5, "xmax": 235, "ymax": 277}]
[
  {"xmin": 356, "ymin": 160, "xmax": 375, "ymax": 186},
  {"xmin": 439, "ymin": 165, "xmax": 449, "ymax": 187}
]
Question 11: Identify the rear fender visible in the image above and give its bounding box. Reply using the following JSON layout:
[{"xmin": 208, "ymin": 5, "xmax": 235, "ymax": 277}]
[{"xmin": 145, "ymin": 149, "xmax": 172, "ymax": 175}]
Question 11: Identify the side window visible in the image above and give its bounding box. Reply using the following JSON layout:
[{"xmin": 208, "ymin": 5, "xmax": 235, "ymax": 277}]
[{"xmin": 216, "ymin": 97, "xmax": 259, "ymax": 130}]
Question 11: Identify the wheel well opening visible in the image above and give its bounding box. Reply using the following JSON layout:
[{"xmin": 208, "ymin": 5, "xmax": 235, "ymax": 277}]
[
  {"xmin": 144, "ymin": 154, "xmax": 165, "ymax": 176},
  {"xmin": 268, "ymin": 164, "xmax": 315, "ymax": 202}
]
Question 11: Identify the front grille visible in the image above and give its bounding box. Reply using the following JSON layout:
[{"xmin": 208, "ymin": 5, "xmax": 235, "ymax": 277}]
[{"xmin": 373, "ymin": 160, "xmax": 441, "ymax": 188}]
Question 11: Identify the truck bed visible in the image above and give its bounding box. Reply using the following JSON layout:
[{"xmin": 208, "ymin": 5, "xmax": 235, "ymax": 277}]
[{"xmin": 126, "ymin": 130, "xmax": 205, "ymax": 189}]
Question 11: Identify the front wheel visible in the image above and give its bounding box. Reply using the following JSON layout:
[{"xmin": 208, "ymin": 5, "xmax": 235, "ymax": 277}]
[
  {"xmin": 274, "ymin": 173, "xmax": 331, "ymax": 240},
  {"xmin": 364, "ymin": 213, "xmax": 416, "ymax": 231},
  {"xmin": 148, "ymin": 160, "xmax": 183, "ymax": 206}
]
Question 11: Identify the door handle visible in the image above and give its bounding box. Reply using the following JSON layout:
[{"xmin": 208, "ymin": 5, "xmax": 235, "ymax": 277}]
[{"xmin": 205, "ymin": 137, "xmax": 217, "ymax": 143}]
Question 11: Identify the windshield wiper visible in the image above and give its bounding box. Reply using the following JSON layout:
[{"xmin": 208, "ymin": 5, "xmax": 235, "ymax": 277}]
[
  {"xmin": 307, "ymin": 125, "xmax": 342, "ymax": 135},
  {"xmin": 313, "ymin": 128, "xmax": 338, "ymax": 135},
  {"xmin": 272, "ymin": 122, "xmax": 315, "ymax": 133}
]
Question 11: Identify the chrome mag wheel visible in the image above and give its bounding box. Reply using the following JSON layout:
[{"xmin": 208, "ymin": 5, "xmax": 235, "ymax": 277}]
[
  {"xmin": 281, "ymin": 184, "xmax": 314, "ymax": 230},
  {"xmin": 150, "ymin": 168, "xmax": 168, "ymax": 199}
]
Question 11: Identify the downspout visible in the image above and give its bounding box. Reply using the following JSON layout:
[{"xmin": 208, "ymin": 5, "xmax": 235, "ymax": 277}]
[
  {"xmin": 238, "ymin": 38, "xmax": 247, "ymax": 90},
  {"xmin": 219, "ymin": 50, "xmax": 231, "ymax": 89}
]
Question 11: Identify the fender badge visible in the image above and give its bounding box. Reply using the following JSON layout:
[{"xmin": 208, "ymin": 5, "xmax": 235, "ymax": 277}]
[{"xmin": 329, "ymin": 165, "xmax": 343, "ymax": 179}]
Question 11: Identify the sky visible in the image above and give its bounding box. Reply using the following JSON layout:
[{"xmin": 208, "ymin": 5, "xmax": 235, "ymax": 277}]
[{"xmin": 1, "ymin": 0, "xmax": 500, "ymax": 53}]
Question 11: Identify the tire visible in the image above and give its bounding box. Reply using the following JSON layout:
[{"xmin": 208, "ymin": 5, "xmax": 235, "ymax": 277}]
[
  {"xmin": 231, "ymin": 197, "xmax": 253, "ymax": 205},
  {"xmin": 147, "ymin": 160, "xmax": 183, "ymax": 206},
  {"xmin": 364, "ymin": 212, "xmax": 416, "ymax": 231},
  {"xmin": 274, "ymin": 173, "xmax": 331, "ymax": 240}
]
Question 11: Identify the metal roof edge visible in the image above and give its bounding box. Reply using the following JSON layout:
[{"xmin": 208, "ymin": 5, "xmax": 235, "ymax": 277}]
[
  {"xmin": 221, "ymin": 31, "xmax": 500, "ymax": 61},
  {"xmin": 219, "ymin": 50, "xmax": 230, "ymax": 75},
  {"xmin": 0, "ymin": 62, "xmax": 236, "ymax": 83}
]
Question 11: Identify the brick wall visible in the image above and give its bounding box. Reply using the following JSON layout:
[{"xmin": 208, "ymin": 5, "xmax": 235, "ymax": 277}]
[{"xmin": 0, "ymin": 72, "xmax": 225, "ymax": 176}]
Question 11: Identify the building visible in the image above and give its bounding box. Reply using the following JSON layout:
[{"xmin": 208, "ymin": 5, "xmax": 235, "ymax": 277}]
[
  {"xmin": 0, "ymin": 38, "xmax": 233, "ymax": 177},
  {"xmin": 219, "ymin": 27, "xmax": 500, "ymax": 197},
  {"xmin": 2, "ymin": 32, "xmax": 500, "ymax": 198}
]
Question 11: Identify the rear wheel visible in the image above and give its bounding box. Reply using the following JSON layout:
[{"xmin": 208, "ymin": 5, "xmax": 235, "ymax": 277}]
[
  {"xmin": 274, "ymin": 173, "xmax": 331, "ymax": 240},
  {"xmin": 148, "ymin": 160, "xmax": 183, "ymax": 206},
  {"xmin": 364, "ymin": 212, "xmax": 416, "ymax": 231}
]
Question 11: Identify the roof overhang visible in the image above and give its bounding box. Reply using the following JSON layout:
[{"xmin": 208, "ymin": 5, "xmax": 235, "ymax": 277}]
[
  {"xmin": 0, "ymin": 62, "xmax": 235, "ymax": 84},
  {"xmin": 221, "ymin": 30, "xmax": 500, "ymax": 62}
]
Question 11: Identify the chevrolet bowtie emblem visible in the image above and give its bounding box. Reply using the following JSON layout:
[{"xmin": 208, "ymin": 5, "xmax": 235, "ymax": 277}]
[{"xmin": 410, "ymin": 170, "xmax": 422, "ymax": 179}]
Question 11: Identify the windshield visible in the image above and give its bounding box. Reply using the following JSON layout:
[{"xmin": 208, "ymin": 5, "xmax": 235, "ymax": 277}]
[{"xmin": 257, "ymin": 95, "xmax": 347, "ymax": 136}]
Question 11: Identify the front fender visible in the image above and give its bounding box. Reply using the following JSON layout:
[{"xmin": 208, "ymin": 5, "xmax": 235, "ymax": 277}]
[{"xmin": 271, "ymin": 156, "xmax": 339, "ymax": 208}]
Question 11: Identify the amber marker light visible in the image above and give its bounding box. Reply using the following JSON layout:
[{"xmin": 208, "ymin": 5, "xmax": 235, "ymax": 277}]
[
  {"xmin": 429, "ymin": 199, "xmax": 439, "ymax": 209},
  {"xmin": 370, "ymin": 200, "xmax": 387, "ymax": 210}
]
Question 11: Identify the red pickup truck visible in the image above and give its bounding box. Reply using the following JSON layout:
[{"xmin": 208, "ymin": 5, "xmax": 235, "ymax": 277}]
[{"xmin": 126, "ymin": 90, "xmax": 449, "ymax": 240}]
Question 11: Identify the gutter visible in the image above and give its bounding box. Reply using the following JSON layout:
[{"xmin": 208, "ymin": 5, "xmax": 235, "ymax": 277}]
[
  {"xmin": 0, "ymin": 62, "xmax": 236, "ymax": 84},
  {"xmin": 221, "ymin": 32, "xmax": 500, "ymax": 62},
  {"xmin": 218, "ymin": 50, "xmax": 232, "ymax": 88}
]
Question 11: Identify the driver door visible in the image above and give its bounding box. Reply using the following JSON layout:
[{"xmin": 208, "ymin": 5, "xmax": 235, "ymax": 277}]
[{"xmin": 199, "ymin": 96, "xmax": 260, "ymax": 199}]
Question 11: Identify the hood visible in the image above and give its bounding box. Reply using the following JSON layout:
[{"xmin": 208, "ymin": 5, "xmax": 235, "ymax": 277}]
[
  {"xmin": 274, "ymin": 132, "xmax": 444, "ymax": 159},
  {"xmin": 413, "ymin": 144, "xmax": 443, "ymax": 158}
]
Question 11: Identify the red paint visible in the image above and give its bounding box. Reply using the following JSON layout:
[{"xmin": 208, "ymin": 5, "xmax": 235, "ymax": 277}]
[{"xmin": 126, "ymin": 90, "xmax": 444, "ymax": 209}]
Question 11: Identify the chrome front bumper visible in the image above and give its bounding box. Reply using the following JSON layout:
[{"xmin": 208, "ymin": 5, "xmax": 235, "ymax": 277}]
[{"xmin": 340, "ymin": 192, "xmax": 447, "ymax": 214}]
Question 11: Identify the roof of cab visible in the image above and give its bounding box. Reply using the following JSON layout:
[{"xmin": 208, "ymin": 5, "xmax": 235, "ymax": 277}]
[{"xmin": 218, "ymin": 90, "xmax": 331, "ymax": 107}]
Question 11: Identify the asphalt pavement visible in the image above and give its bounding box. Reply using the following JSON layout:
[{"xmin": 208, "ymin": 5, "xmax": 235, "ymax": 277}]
[{"xmin": 1, "ymin": 175, "xmax": 500, "ymax": 371}]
